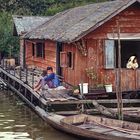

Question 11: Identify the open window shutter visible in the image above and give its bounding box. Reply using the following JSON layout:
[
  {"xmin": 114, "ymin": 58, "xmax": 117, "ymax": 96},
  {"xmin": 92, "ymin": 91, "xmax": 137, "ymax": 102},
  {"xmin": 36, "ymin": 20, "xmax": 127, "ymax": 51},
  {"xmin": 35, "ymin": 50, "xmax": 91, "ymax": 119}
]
[
  {"xmin": 104, "ymin": 40, "xmax": 115, "ymax": 69},
  {"xmin": 67, "ymin": 52, "xmax": 74, "ymax": 69},
  {"xmin": 60, "ymin": 52, "xmax": 68, "ymax": 67},
  {"xmin": 43, "ymin": 43, "xmax": 45, "ymax": 59},
  {"xmin": 32, "ymin": 43, "xmax": 35, "ymax": 56}
]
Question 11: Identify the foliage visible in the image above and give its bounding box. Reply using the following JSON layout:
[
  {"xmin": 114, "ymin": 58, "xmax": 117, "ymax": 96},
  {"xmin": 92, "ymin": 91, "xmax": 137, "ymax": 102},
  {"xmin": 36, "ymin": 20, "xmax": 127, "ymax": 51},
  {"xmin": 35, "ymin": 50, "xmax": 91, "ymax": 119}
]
[
  {"xmin": 0, "ymin": 0, "xmax": 109, "ymax": 16},
  {"xmin": 104, "ymin": 74, "xmax": 111, "ymax": 85},
  {"xmin": 0, "ymin": 12, "xmax": 19, "ymax": 58},
  {"xmin": 0, "ymin": 0, "xmax": 110, "ymax": 58},
  {"xmin": 85, "ymin": 67, "xmax": 97, "ymax": 80}
]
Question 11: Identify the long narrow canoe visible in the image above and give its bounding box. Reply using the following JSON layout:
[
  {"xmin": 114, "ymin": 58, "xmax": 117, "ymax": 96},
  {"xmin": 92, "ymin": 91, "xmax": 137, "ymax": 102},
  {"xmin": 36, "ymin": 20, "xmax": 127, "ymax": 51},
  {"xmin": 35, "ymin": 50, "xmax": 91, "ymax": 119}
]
[
  {"xmin": 36, "ymin": 106, "xmax": 140, "ymax": 140},
  {"xmin": 60, "ymin": 114, "xmax": 140, "ymax": 140}
]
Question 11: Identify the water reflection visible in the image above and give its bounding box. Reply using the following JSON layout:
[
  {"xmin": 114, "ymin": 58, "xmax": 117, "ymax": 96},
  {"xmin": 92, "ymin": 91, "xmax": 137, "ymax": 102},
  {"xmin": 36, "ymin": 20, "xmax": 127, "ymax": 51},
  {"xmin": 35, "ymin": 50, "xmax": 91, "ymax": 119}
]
[{"xmin": 0, "ymin": 90, "xmax": 78, "ymax": 140}]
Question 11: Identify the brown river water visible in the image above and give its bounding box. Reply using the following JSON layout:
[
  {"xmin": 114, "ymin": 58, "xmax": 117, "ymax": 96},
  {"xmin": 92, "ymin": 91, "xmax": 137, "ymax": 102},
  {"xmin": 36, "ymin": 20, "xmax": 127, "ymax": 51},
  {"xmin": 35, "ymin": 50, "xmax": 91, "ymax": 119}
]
[{"xmin": 0, "ymin": 90, "xmax": 78, "ymax": 140}]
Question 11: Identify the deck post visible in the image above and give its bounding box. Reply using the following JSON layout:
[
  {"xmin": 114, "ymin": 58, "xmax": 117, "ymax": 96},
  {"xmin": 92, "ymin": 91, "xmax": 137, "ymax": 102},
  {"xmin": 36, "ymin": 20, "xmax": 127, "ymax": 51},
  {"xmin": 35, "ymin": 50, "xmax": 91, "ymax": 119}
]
[
  {"xmin": 116, "ymin": 20, "xmax": 123, "ymax": 120},
  {"xmin": 13, "ymin": 80, "xmax": 16, "ymax": 87},
  {"xmin": 24, "ymin": 88, "xmax": 27, "ymax": 97},
  {"xmin": 14, "ymin": 66, "xmax": 15, "ymax": 76},
  {"xmin": 31, "ymin": 94, "xmax": 33, "ymax": 103},
  {"xmin": 32, "ymin": 69, "xmax": 34, "ymax": 88},
  {"xmin": 2, "ymin": 59, "xmax": 4, "ymax": 69},
  {"xmin": 19, "ymin": 84, "xmax": 21, "ymax": 92},
  {"xmin": 5, "ymin": 61, "xmax": 7, "ymax": 71},
  {"xmin": 19, "ymin": 66, "xmax": 22, "ymax": 80},
  {"xmin": 25, "ymin": 66, "xmax": 28, "ymax": 84},
  {"xmin": 8, "ymin": 61, "xmax": 10, "ymax": 73},
  {"xmin": 80, "ymin": 82, "xmax": 85, "ymax": 113}
]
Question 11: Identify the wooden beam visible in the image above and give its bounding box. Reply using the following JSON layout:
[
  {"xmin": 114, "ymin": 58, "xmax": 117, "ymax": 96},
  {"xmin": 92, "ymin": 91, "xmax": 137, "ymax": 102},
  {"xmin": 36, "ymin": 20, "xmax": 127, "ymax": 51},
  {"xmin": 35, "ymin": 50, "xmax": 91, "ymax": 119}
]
[{"xmin": 46, "ymin": 99, "xmax": 140, "ymax": 105}]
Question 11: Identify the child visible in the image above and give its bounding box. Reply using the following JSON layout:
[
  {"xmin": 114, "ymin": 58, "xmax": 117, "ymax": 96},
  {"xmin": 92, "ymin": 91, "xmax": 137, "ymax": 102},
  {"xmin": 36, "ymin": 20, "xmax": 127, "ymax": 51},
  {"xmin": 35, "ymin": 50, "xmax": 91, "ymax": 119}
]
[{"xmin": 34, "ymin": 67, "xmax": 60, "ymax": 91}]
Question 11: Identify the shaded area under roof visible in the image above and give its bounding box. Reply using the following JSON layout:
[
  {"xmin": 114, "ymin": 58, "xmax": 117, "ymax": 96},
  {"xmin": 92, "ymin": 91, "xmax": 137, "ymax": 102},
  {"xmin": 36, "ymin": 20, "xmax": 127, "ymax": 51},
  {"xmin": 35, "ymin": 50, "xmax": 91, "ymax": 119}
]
[
  {"xmin": 24, "ymin": 0, "xmax": 140, "ymax": 43},
  {"xmin": 13, "ymin": 15, "xmax": 51, "ymax": 36}
]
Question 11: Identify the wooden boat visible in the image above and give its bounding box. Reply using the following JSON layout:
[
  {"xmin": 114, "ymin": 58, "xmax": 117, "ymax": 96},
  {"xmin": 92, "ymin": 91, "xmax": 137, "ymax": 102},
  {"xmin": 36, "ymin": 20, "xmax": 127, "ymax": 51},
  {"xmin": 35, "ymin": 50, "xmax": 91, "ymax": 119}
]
[
  {"xmin": 36, "ymin": 106, "xmax": 140, "ymax": 140},
  {"xmin": 123, "ymin": 108, "xmax": 140, "ymax": 122},
  {"xmin": 92, "ymin": 100, "xmax": 140, "ymax": 122}
]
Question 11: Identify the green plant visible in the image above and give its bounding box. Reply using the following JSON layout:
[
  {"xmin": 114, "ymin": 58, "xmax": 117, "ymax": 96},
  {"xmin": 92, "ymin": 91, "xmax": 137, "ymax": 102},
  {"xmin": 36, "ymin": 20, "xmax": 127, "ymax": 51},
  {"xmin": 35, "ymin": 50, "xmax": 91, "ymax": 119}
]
[
  {"xmin": 96, "ymin": 83, "xmax": 104, "ymax": 88},
  {"xmin": 104, "ymin": 74, "xmax": 111, "ymax": 85},
  {"xmin": 85, "ymin": 67, "xmax": 97, "ymax": 80}
]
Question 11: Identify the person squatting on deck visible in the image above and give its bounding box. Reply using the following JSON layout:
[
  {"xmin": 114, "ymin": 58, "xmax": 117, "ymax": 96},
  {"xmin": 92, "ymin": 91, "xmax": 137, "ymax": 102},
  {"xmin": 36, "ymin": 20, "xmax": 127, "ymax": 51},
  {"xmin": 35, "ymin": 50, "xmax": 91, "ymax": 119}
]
[
  {"xmin": 126, "ymin": 55, "xmax": 139, "ymax": 70},
  {"xmin": 34, "ymin": 67, "xmax": 60, "ymax": 92}
]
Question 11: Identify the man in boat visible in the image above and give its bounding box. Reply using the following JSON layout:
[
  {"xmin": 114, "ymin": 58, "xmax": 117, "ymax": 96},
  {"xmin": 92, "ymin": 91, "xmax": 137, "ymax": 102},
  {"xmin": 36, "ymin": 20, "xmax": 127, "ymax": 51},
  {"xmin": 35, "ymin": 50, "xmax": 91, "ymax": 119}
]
[
  {"xmin": 126, "ymin": 55, "xmax": 139, "ymax": 70},
  {"xmin": 34, "ymin": 66, "xmax": 60, "ymax": 91}
]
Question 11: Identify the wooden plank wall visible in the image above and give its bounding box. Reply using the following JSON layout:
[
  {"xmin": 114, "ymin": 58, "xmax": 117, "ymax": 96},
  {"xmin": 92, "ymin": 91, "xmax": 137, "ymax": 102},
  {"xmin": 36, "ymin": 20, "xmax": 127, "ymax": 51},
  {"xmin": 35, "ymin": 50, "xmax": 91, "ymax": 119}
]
[
  {"xmin": 85, "ymin": 4, "xmax": 140, "ymax": 39},
  {"xmin": 62, "ymin": 43, "xmax": 87, "ymax": 86},
  {"xmin": 62, "ymin": 4, "xmax": 140, "ymax": 91},
  {"xmin": 19, "ymin": 39, "xmax": 24, "ymax": 68},
  {"xmin": 25, "ymin": 40, "xmax": 56, "ymax": 72}
]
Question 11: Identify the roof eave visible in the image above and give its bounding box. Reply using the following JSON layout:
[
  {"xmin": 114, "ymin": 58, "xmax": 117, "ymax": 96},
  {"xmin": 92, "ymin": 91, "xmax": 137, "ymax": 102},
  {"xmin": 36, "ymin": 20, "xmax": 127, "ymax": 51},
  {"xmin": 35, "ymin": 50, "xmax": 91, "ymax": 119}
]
[{"xmin": 69, "ymin": 0, "xmax": 139, "ymax": 43}]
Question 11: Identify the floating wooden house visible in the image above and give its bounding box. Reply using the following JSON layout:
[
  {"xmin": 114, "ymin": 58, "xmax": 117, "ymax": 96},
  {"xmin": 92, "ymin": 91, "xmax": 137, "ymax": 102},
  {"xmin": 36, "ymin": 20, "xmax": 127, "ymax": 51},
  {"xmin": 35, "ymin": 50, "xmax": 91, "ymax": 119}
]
[
  {"xmin": 13, "ymin": 16, "xmax": 51, "ymax": 68},
  {"xmin": 22, "ymin": 0, "xmax": 140, "ymax": 92}
]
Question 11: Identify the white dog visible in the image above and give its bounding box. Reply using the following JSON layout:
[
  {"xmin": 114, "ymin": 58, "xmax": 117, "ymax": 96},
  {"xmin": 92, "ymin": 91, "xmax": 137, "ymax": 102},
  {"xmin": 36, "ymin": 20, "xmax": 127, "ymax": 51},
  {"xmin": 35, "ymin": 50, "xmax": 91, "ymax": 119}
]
[{"xmin": 126, "ymin": 56, "xmax": 138, "ymax": 70}]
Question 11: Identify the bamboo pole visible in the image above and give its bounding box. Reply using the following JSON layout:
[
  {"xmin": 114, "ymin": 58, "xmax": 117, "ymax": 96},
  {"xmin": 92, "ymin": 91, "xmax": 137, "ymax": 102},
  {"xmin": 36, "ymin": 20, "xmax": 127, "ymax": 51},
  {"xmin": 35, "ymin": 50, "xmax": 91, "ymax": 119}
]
[{"xmin": 116, "ymin": 20, "xmax": 123, "ymax": 120}]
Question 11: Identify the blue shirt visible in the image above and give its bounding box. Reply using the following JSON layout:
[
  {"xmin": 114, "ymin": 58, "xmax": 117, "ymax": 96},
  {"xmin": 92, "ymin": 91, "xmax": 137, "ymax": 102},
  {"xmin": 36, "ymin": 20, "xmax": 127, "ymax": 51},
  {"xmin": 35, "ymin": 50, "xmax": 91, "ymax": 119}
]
[{"xmin": 44, "ymin": 73, "xmax": 60, "ymax": 87}]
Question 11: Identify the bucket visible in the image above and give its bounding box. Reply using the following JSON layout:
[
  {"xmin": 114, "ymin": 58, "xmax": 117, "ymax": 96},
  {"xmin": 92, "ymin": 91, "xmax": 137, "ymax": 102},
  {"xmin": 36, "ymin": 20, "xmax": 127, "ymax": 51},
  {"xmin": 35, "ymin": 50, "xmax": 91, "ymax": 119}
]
[
  {"xmin": 104, "ymin": 84, "xmax": 112, "ymax": 93},
  {"xmin": 79, "ymin": 83, "xmax": 88, "ymax": 94}
]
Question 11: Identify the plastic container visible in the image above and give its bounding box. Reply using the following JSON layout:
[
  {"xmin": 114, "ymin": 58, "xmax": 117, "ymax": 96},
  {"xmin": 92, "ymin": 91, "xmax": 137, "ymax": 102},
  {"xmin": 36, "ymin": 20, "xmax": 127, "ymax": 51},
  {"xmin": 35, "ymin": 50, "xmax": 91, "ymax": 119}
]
[
  {"xmin": 79, "ymin": 83, "xmax": 88, "ymax": 94},
  {"xmin": 104, "ymin": 84, "xmax": 112, "ymax": 92}
]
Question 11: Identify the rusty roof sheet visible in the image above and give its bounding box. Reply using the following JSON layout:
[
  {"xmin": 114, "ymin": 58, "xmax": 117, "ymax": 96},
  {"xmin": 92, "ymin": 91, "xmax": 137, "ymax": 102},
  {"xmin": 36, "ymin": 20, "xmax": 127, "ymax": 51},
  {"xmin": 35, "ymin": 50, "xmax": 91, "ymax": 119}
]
[
  {"xmin": 24, "ymin": 0, "xmax": 140, "ymax": 43},
  {"xmin": 13, "ymin": 15, "xmax": 51, "ymax": 36}
]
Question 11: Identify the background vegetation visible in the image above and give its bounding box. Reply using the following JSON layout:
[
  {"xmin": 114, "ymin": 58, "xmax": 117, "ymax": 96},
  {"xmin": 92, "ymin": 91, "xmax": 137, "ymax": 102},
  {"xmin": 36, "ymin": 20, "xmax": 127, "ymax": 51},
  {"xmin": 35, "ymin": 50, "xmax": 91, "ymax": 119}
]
[{"xmin": 0, "ymin": 0, "xmax": 110, "ymax": 59}]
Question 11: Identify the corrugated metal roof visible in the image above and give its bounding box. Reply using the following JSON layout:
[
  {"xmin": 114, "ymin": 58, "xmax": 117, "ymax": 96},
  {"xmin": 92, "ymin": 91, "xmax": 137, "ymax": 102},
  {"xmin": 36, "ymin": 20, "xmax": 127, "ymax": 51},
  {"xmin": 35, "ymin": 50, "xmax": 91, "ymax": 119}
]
[
  {"xmin": 24, "ymin": 0, "xmax": 140, "ymax": 43},
  {"xmin": 13, "ymin": 15, "xmax": 51, "ymax": 36}
]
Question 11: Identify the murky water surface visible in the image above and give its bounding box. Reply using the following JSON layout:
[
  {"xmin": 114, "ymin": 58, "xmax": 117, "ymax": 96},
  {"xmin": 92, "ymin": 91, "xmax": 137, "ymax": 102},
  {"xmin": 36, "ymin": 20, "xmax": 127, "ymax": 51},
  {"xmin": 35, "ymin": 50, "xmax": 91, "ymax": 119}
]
[{"xmin": 0, "ymin": 90, "xmax": 78, "ymax": 140}]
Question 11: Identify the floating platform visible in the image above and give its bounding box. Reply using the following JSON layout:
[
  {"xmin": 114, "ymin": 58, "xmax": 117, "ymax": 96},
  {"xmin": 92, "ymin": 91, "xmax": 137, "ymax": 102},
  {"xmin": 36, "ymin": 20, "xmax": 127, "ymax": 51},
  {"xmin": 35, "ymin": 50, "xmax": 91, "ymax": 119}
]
[{"xmin": 1, "ymin": 66, "xmax": 140, "ymax": 139}]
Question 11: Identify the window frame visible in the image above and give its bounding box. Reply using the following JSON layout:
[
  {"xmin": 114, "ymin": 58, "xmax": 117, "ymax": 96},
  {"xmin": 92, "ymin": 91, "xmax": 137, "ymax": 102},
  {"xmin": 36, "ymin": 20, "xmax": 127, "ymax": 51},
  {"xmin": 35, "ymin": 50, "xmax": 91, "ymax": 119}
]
[
  {"xmin": 35, "ymin": 42, "xmax": 45, "ymax": 59},
  {"xmin": 60, "ymin": 51, "xmax": 68, "ymax": 68},
  {"xmin": 60, "ymin": 51, "xmax": 74, "ymax": 69},
  {"xmin": 67, "ymin": 51, "xmax": 74, "ymax": 69},
  {"xmin": 32, "ymin": 43, "xmax": 35, "ymax": 57},
  {"xmin": 104, "ymin": 40, "xmax": 116, "ymax": 69}
]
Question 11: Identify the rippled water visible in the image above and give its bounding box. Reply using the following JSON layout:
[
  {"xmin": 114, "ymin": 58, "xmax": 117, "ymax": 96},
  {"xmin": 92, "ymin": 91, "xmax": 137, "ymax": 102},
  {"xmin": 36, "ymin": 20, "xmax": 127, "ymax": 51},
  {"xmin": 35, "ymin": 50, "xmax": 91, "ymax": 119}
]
[{"xmin": 0, "ymin": 90, "xmax": 78, "ymax": 140}]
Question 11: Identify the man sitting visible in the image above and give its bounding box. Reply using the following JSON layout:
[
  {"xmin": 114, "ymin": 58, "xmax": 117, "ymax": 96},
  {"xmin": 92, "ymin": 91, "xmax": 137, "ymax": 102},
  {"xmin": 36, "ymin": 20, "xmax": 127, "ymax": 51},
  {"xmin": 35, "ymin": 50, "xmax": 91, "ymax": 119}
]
[{"xmin": 34, "ymin": 66, "xmax": 60, "ymax": 92}]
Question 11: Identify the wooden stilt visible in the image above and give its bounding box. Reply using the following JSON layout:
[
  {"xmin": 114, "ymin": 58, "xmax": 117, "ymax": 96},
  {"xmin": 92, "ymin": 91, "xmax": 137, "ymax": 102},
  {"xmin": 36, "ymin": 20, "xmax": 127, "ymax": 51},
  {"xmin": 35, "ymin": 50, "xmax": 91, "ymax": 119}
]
[
  {"xmin": 14, "ymin": 66, "xmax": 15, "ymax": 76},
  {"xmin": 19, "ymin": 67, "xmax": 22, "ymax": 80},
  {"xmin": 116, "ymin": 20, "xmax": 123, "ymax": 120},
  {"xmin": 32, "ymin": 69, "xmax": 34, "ymax": 88},
  {"xmin": 25, "ymin": 67, "xmax": 28, "ymax": 84}
]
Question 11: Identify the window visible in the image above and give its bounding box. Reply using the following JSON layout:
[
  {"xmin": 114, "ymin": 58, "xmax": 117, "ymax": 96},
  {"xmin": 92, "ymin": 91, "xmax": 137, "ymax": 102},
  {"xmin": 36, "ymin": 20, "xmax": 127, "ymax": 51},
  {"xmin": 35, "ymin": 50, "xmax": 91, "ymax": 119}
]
[
  {"xmin": 60, "ymin": 51, "xmax": 74, "ymax": 69},
  {"xmin": 104, "ymin": 40, "xmax": 140, "ymax": 69},
  {"xmin": 116, "ymin": 40, "xmax": 140, "ymax": 68},
  {"xmin": 104, "ymin": 40, "xmax": 115, "ymax": 69},
  {"xmin": 67, "ymin": 52, "xmax": 74, "ymax": 69},
  {"xmin": 36, "ymin": 42, "xmax": 45, "ymax": 58},
  {"xmin": 60, "ymin": 52, "xmax": 67, "ymax": 67}
]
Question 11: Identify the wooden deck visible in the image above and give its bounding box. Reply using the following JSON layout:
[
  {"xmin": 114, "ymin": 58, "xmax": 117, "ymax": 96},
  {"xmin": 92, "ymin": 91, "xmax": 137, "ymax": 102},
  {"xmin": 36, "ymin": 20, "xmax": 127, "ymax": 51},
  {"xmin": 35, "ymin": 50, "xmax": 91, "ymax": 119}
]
[{"xmin": 1, "ymin": 65, "xmax": 140, "ymax": 113}]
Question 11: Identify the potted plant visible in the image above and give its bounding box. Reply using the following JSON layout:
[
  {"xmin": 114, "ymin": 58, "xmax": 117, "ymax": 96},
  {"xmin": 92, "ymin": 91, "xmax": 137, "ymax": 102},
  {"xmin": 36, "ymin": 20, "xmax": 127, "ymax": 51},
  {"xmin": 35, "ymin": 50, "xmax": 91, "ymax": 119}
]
[
  {"xmin": 104, "ymin": 74, "xmax": 112, "ymax": 93},
  {"xmin": 85, "ymin": 67, "xmax": 107, "ymax": 91}
]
